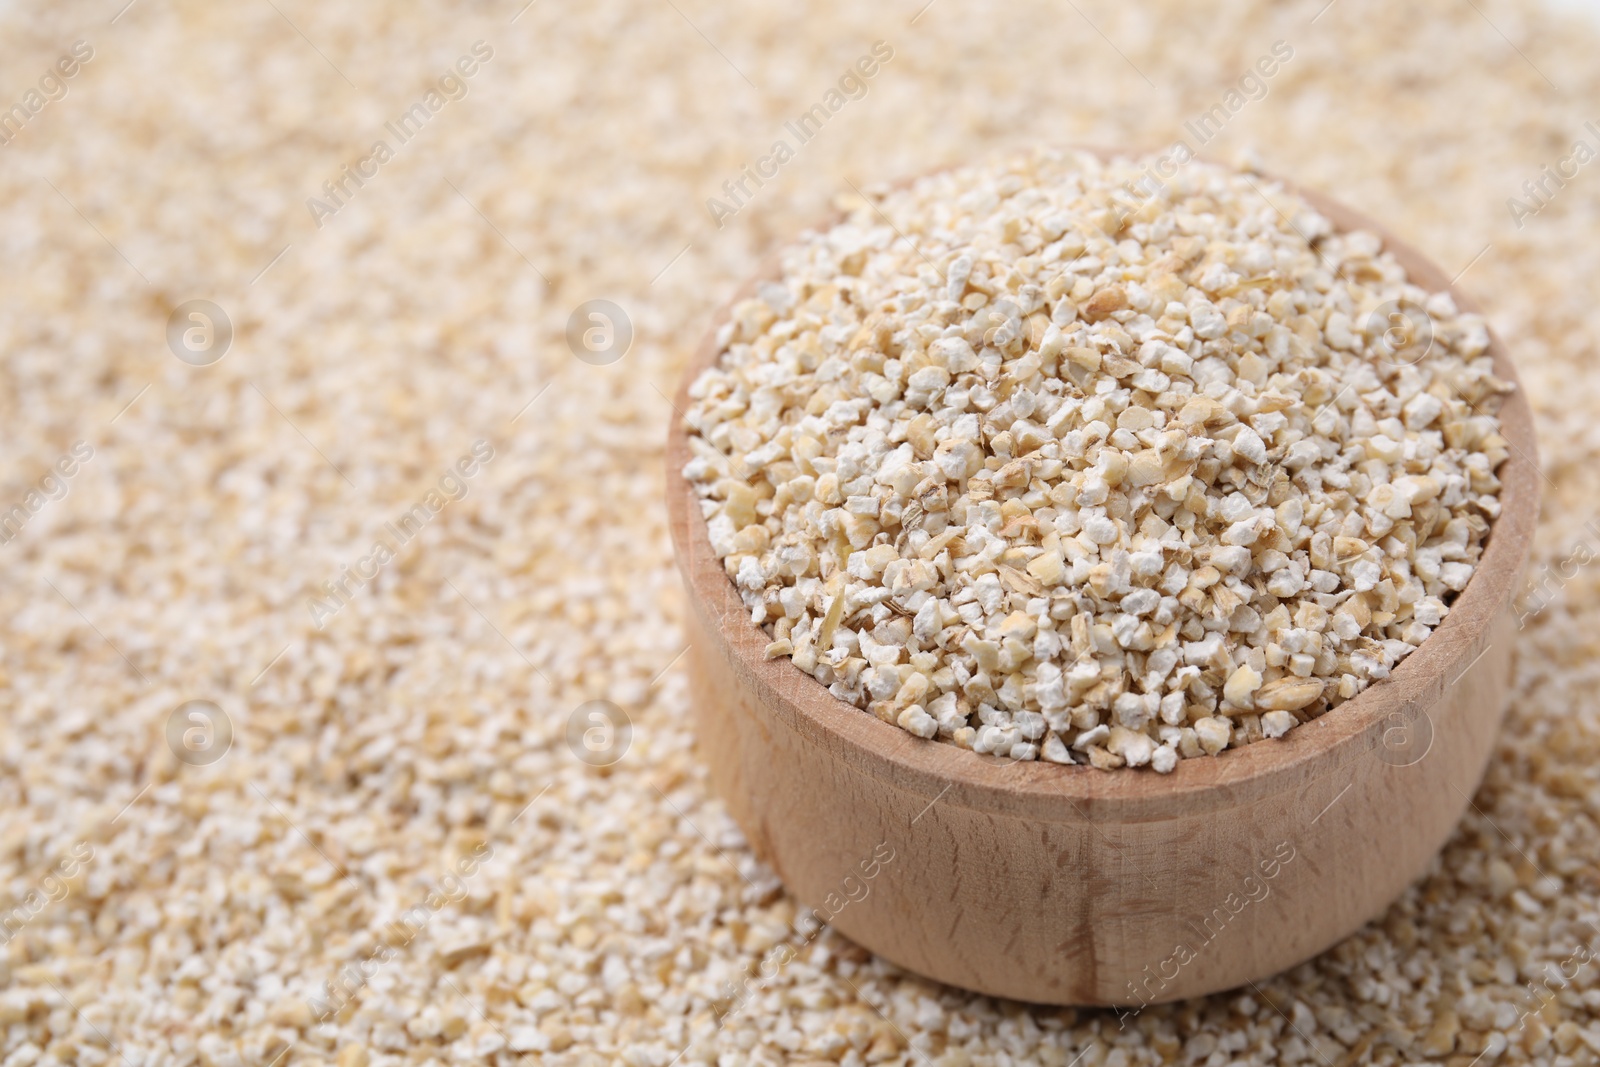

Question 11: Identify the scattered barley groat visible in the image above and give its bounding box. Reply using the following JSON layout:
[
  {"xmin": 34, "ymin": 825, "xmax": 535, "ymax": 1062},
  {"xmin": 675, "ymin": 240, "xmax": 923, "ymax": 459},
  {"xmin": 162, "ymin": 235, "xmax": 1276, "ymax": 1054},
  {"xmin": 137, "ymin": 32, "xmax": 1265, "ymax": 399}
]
[
  {"xmin": 3, "ymin": 0, "xmax": 1591, "ymax": 1062},
  {"xmin": 684, "ymin": 150, "xmax": 1511, "ymax": 770}
]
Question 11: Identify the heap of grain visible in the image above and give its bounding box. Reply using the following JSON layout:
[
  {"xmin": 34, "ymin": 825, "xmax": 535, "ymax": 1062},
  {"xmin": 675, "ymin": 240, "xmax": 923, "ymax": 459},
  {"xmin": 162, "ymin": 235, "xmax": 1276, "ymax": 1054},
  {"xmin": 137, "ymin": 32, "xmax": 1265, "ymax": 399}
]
[{"xmin": 683, "ymin": 150, "xmax": 1510, "ymax": 771}]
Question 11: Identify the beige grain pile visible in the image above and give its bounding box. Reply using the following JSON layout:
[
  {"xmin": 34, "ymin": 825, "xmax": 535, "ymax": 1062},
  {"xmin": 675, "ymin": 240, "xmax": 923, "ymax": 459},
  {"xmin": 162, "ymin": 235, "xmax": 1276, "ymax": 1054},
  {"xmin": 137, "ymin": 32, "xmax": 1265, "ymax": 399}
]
[
  {"xmin": 0, "ymin": 0, "xmax": 1595, "ymax": 1064},
  {"xmin": 683, "ymin": 151, "xmax": 1510, "ymax": 770}
]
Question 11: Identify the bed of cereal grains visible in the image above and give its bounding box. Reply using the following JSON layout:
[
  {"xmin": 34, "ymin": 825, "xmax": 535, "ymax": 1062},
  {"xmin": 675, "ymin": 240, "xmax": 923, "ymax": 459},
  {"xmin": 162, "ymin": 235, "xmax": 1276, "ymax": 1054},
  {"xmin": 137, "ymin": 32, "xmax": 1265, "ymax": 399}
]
[
  {"xmin": 0, "ymin": 0, "xmax": 1597, "ymax": 1064},
  {"xmin": 683, "ymin": 151, "xmax": 1510, "ymax": 773}
]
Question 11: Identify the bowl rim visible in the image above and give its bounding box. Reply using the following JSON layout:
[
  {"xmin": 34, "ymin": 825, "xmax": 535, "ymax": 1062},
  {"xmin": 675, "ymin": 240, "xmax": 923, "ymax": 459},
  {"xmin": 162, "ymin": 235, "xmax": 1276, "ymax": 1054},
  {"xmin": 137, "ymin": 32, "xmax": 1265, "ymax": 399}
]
[{"xmin": 664, "ymin": 150, "xmax": 1540, "ymax": 820}]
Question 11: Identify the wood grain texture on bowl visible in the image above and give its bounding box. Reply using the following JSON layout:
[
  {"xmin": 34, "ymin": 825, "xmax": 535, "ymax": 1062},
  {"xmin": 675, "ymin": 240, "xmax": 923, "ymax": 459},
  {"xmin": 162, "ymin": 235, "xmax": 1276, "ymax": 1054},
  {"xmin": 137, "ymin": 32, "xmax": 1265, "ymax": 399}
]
[{"xmin": 665, "ymin": 156, "xmax": 1540, "ymax": 1006}]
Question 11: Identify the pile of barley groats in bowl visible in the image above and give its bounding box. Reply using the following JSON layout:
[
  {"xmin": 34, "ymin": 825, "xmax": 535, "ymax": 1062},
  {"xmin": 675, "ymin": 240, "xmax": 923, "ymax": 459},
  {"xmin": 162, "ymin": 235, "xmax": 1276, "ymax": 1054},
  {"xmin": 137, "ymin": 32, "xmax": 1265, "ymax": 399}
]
[{"xmin": 682, "ymin": 150, "xmax": 1512, "ymax": 772}]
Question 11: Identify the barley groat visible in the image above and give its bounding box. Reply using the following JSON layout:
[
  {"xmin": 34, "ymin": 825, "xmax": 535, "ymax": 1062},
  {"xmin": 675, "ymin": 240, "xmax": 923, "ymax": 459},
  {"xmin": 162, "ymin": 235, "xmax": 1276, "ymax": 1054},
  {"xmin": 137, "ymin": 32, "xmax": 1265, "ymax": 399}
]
[
  {"xmin": 684, "ymin": 151, "xmax": 1510, "ymax": 770},
  {"xmin": 0, "ymin": 0, "xmax": 1590, "ymax": 1062}
]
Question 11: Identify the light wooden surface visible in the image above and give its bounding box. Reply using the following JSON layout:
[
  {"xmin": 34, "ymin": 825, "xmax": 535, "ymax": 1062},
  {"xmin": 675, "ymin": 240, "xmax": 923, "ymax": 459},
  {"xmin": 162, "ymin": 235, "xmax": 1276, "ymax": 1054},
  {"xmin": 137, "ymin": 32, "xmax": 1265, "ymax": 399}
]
[{"xmin": 664, "ymin": 161, "xmax": 1540, "ymax": 1005}]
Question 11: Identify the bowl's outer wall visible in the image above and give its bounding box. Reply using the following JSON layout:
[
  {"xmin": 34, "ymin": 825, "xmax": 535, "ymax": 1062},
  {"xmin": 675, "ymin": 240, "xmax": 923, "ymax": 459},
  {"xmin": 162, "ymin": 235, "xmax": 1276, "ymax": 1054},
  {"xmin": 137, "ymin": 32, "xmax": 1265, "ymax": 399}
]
[
  {"xmin": 665, "ymin": 158, "xmax": 1539, "ymax": 1005},
  {"xmin": 684, "ymin": 595, "xmax": 1514, "ymax": 1004}
]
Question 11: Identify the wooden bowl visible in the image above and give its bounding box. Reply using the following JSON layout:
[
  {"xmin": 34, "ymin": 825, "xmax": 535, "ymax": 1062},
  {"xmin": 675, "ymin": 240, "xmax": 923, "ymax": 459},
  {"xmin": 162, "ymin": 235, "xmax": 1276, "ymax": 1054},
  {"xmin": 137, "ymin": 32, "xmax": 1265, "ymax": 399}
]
[{"xmin": 664, "ymin": 160, "xmax": 1539, "ymax": 1006}]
